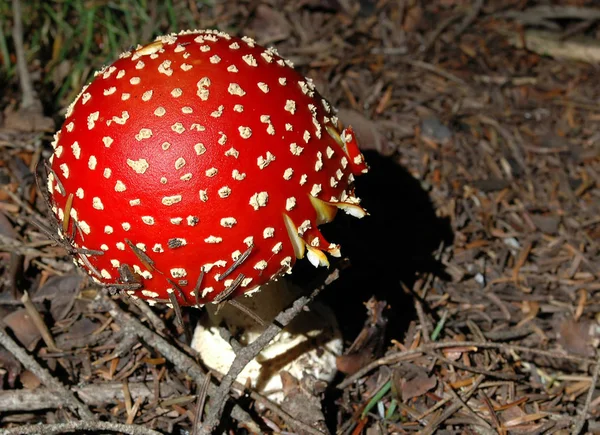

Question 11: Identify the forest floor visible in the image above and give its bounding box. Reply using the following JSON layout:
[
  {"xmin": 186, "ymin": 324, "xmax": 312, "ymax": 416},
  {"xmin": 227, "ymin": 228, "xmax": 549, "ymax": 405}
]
[{"xmin": 0, "ymin": 0, "xmax": 599, "ymax": 434}]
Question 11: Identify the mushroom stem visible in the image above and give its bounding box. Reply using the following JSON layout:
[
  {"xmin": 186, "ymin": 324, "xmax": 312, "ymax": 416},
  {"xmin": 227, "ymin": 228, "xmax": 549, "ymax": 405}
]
[{"xmin": 191, "ymin": 278, "xmax": 342, "ymax": 403}]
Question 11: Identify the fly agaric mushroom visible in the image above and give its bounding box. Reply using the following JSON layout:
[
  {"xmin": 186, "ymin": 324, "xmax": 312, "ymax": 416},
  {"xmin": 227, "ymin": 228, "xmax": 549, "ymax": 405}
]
[{"xmin": 46, "ymin": 30, "xmax": 368, "ymax": 398}]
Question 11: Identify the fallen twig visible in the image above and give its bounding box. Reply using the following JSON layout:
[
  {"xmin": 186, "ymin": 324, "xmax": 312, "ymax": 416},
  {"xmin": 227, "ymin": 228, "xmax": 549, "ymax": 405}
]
[
  {"xmin": 0, "ymin": 324, "xmax": 93, "ymax": 419},
  {"xmin": 197, "ymin": 271, "xmax": 337, "ymax": 434},
  {"xmin": 0, "ymin": 382, "xmax": 181, "ymax": 412},
  {"xmin": 571, "ymin": 350, "xmax": 600, "ymax": 435},
  {"xmin": 96, "ymin": 295, "xmax": 261, "ymax": 433},
  {"xmin": 337, "ymin": 340, "xmax": 597, "ymax": 389},
  {"xmin": 0, "ymin": 420, "xmax": 163, "ymax": 435}
]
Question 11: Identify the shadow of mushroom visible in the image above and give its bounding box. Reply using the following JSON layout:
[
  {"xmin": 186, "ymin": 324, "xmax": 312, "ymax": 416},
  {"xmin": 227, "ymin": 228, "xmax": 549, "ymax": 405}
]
[{"xmin": 292, "ymin": 149, "xmax": 454, "ymax": 353}]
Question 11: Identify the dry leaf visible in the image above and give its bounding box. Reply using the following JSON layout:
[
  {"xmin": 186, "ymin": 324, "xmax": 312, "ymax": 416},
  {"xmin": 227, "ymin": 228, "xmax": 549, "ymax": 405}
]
[
  {"xmin": 557, "ymin": 318, "xmax": 595, "ymax": 357},
  {"xmin": 392, "ymin": 364, "xmax": 437, "ymax": 401},
  {"xmin": 20, "ymin": 370, "xmax": 41, "ymax": 390},
  {"xmin": 4, "ymin": 309, "xmax": 41, "ymax": 351},
  {"xmin": 35, "ymin": 274, "xmax": 83, "ymax": 321}
]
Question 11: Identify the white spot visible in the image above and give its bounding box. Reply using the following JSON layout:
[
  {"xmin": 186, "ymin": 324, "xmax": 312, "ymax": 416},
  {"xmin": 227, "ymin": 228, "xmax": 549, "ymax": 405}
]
[
  {"xmin": 127, "ymin": 158, "xmax": 149, "ymax": 174},
  {"xmin": 257, "ymin": 151, "xmax": 276, "ymax": 169},
  {"xmin": 211, "ymin": 105, "xmax": 224, "ymax": 118},
  {"xmin": 171, "ymin": 122, "xmax": 185, "ymax": 134},
  {"xmin": 116, "ymin": 242, "xmax": 125, "ymax": 250},
  {"xmin": 162, "ymin": 195, "xmax": 182, "ymax": 206},
  {"xmin": 170, "ymin": 217, "xmax": 183, "ymax": 225},
  {"xmin": 135, "ymin": 128, "xmax": 152, "ymax": 141},
  {"xmin": 158, "ymin": 60, "xmax": 173, "ymax": 76},
  {"xmin": 290, "ymin": 143, "xmax": 304, "ymax": 155},
  {"xmin": 225, "ymin": 147, "xmax": 239, "ymax": 158},
  {"xmin": 142, "ymin": 290, "xmax": 160, "ymax": 298},
  {"xmin": 303, "ymin": 130, "xmax": 311, "ymax": 143},
  {"xmin": 263, "ymin": 227, "xmax": 275, "ymax": 238},
  {"xmin": 115, "ymin": 180, "xmax": 126, "ymax": 192},
  {"xmin": 278, "ymin": 77, "xmax": 287, "ymax": 85},
  {"xmin": 71, "ymin": 142, "xmax": 81, "ymax": 159},
  {"xmin": 242, "ymin": 54, "xmax": 257, "ymax": 66},
  {"xmin": 122, "ymin": 222, "xmax": 131, "ymax": 231},
  {"xmin": 130, "ymin": 77, "xmax": 141, "ymax": 85},
  {"xmin": 187, "ymin": 216, "xmax": 199, "ymax": 226},
  {"xmin": 92, "ymin": 197, "xmax": 104, "ymax": 210},
  {"xmin": 181, "ymin": 63, "xmax": 192, "ymax": 71},
  {"xmin": 218, "ymin": 186, "xmax": 231, "ymax": 198},
  {"xmin": 210, "ymin": 55, "xmax": 221, "ymax": 63},
  {"xmin": 142, "ymin": 90, "xmax": 153, "ymax": 101},
  {"xmin": 103, "ymin": 168, "xmax": 111, "ymax": 178},
  {"xmin": 284, "ymin": 100, "xmax": 296, "ymax": 114},
  {"xmin": 298, "ymin": 220, "xmax": 311, "ymax": 236},
  {"xmin": 194, "ymin": 143, "xmax": 206, "ymax": 155},
  {"xmin": 283, "ymin": 168, "xmax": 294, "ymax": 180},
  {"xmin": 205, "ymin": 167, "xmax": 218, "ymax": 177},
  {"xmin": 129, "ymin": 199, "xmax": 141, "ymax": 206},
  {"xmin": 78, "ymin": 221, "xmax": 91, "ymax": 234},
  {"xmin": 238, "ymin": 126, "xmax": 252, "ymax": 138},
  {"xmin": 286, "ymin": 197, "xmax": 296, "ymax": 211},
  {"xmin": 182, "ymin": 106, "xmax": 193, "ymax": 114},
  {"xmin": 87, "ymin": 111, "xmax": 99, "ymax": 129},
  {"xmin": 59, "ymin": 163, "xmax": 69, "ymax": 178},
  {"xmin": 254, "ymin": 260, "xmax": 268, "ymax": 270},
  {"xmin": 152, "ymin": 244, "xmax": 164, "ymax": 252},
  {"xmin": 197, "ymin": 77, "xmax": 211, "ymax": 100},
  {"xmin": 272, "ymin": 242, "xmax": 283, "ymax": 254},
  {"xmin": 101, "ymin": 269, "xmax": 112, "ymax": 279},
  {"xmin": 171, "ymin": 88, "xmax": 183, "ymax": 98},
  {"xmin": 204, "ymin": 236, "xmax": 223, "ymax": 244},
  {"xmin": 199, "ymin": 190, "xmax": 208, "ymax": 202},
  {"xmin": 228, "ymin": 83, "xmax": 245, "ymax": 96},
  {"xmin": 257, "ymin": 82, "xmax": 269, "ymax": 93},
  {"xmin": 233, "ymin": 104, "xmax": 243, "ymax": 112},
  {"xmin": 227, "ymin": 65, "xmax": 238, "ymax": 73},
  {"xmin": 249, "ymin": 192, "xmax": 268, "ymax": 210},
  {"xmin": 112, "ymin": 111, "xmax": 130, "ymax": 125},
  {"xmin": 220, "ymin": 217, "xmax": 237, "ymax": 228},
  {"xmin": 232, "ymin": 169, "xmax": 246, "ymax": 181},
  {"xmin": 76, "ymin": 188, "xmax": 84, "ymax": 199},
  {"xmin": 154, "ymin": 107, "xmax": 166, "ymax": 117},
  {"xmin": 142, "ymin": 216, "xmax": 155, "ymax": 225},
  {"xmin": 104, "ymin": 225, "xmax": 113, "ymax": 234},
  {"xmin": 175, "ymin": 157, "xmax": 186, "ymax": 170},
  {"xmin": 300, "ymin": 174, "xmax": 308, "ymax": 185},
  {"xmin": 218, "ymin": 133, "xmax": 228, "ymax": 145},
  {"xmin": 103, "ymin": 137, "xmax": 114, "ymax": 148},
  {"xmin": 170, "ymin": 268, "xmax": 187, "ymax": 278},
  {"xmin": 326, "ymin": 146, "xmax": 335, "ymax": 159}
]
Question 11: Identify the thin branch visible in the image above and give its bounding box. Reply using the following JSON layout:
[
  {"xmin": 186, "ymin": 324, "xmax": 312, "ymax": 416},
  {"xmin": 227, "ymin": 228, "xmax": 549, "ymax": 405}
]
[
  {"xmin": 337, "ymin": 340, "xmax": 597, "ymax": 389},
  {"xmin": 197, "ymin": 271, "xmax": 336, "ymax": 434},
  {"xmin": 96, "ymin": 295, "xmax": 261, "ymax": 433},
  {"xmin": 0, "ymin": 324, "xmax": 94, "ymax": 420},
  {"xmin": 571, "ymin": 350, "xmax": 600, "ymax": 435},
  {"xmin": 0, "ymin": 420, "xmax": 163, "ymax": 435}
]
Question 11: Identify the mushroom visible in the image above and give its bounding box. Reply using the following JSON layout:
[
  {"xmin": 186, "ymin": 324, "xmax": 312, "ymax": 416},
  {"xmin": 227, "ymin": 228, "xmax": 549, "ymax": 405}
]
[{"xmin": 46, "ymin": 30, "xmax": 368, "ymax": 400}]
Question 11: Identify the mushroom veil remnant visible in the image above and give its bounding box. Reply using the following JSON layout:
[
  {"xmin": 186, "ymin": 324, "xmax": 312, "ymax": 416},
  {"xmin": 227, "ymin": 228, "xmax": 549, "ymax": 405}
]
[{"xmin": 46, "ymin": 29, "xmax": 369, "ymax": 400}]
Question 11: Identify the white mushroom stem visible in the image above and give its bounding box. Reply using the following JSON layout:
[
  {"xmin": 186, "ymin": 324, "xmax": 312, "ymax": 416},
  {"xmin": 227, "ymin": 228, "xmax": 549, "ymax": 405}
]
[{"xmin": 191, "ymin": 278, "xmax": 342, "ymax": 403}]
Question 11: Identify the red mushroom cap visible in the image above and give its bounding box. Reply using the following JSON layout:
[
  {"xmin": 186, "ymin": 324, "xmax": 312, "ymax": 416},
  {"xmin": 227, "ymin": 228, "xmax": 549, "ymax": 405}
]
[{"xmin": 47, "ymin": 30, "xmax": 368, "ymax": 306}]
